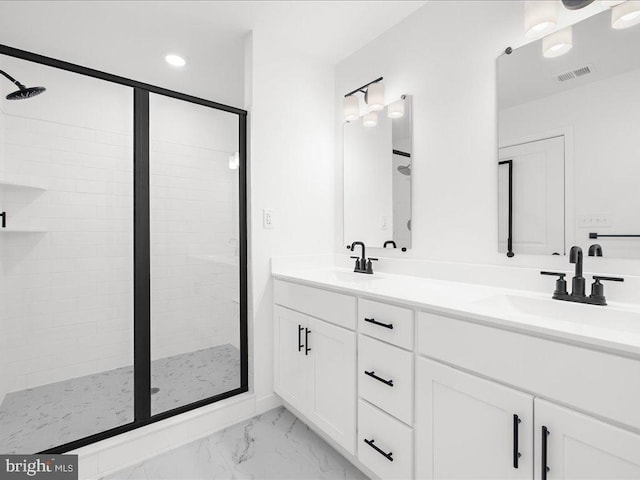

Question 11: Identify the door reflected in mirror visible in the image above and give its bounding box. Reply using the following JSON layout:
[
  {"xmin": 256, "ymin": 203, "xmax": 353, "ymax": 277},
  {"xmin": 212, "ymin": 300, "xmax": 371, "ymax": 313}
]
[{"xmin": 344, "ymin": 95, "xmax": 412, "ymax": 250}]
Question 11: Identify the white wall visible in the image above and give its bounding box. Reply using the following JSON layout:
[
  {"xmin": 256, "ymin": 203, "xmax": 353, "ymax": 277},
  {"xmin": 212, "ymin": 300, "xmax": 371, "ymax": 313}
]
[
  {"xmin": 246, "ymin": 30, "xmax": 336, "ymax": 408},
  {"xmin": 500, "ymin": 68, "xmax": 640, "ymax": 259},
  {"xmin": 335, "ymin": 0, "xmax": 640, "ymax": 276}
]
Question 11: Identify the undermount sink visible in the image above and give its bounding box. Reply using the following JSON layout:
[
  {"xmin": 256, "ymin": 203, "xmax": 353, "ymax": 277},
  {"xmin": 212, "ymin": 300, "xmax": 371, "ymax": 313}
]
[
  {"xmin": 471, "ymin": 294, "xmax": 640, "ymax": 332},
  {"xmin": 302, "ymin": 269, "xmax": 384, "ymax": 285}
]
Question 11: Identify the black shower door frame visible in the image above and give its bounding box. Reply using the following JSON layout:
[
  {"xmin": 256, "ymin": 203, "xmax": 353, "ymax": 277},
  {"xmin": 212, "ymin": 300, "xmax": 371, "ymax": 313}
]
[{"xmin": 0, "ymin": 43, "xmax": 249, "ymax": 454}]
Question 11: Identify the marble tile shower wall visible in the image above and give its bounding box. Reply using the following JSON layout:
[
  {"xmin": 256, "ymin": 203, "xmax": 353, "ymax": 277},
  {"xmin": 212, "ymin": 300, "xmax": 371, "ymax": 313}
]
[
  {"xmin": 0, "ymin": 113, "xmax": 134, "ymax": 393},
  {"xmin": 150, "ymin": 138, "xmax": 239, "ymax": 360}
]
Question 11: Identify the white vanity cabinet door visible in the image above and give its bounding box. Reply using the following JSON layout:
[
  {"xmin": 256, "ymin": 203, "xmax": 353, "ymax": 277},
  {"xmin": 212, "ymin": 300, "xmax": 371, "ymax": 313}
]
[
  {"xmin": 307, "ymin": 316, "xmax": 356, "ymax": 454},
  {"xmin": 274, "ymin": 306, "xmax": 310, "ymax": 413},
  {"xmin": 534, "ymin": 399, "xmax": 640, "ymax": 480},
  {"xmin": 416, "ymin": 357, "xmax": 534, "ymax": 480}
]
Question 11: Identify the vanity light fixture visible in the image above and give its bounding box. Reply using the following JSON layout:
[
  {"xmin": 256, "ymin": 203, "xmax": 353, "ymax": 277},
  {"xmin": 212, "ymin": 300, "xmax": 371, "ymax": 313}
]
[
  {"xmin": 611, "ymin": 1, "xmax": 640, "ymax": 28},
  {"xmin": 363, "ymin": 111, "xmax": 378, "ymax": 128},
  {"xmin": 343, "ymin": 95, "xmax": 359, "ymax": 122},
  {"xmin": 365, "ymin": 82, "xmax": 385, "ymax": 112},
  {"xmin": 525, "ymin": 0, "xmax": 558, "ymax": 38},
  {"xmin": 388, "ymin": 96, "xmax": 406, "ymax": 118},
  {"xmin": 343, "ymin": 77, "xmax": 384, "ymax": 121},
  {"xmin": 165, "ymin": 54, "xmax": 186, "ymax": 67},
  {"xmin": 543, "ymin": 26, "xmax": 573, "ymax": 57}
]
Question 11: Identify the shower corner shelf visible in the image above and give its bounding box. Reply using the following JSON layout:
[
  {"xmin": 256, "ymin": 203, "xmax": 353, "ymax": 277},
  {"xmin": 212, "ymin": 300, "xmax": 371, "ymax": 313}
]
[{"xmin": 0, "ymin": 179, "xmax": 46, "ymax": 192}]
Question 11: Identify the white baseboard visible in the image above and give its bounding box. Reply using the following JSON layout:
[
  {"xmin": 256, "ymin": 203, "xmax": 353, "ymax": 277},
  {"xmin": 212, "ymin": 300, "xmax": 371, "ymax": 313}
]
[{"xmin": 79, "ymin": 392, "xmax": 260, "ymax": 480}]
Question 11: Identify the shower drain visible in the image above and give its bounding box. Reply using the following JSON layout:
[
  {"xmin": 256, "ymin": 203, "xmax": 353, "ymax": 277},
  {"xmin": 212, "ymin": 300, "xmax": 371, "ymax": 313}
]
[{"xmin": 151, "ymin": 387, "xmax": 160, "ymax": 395}]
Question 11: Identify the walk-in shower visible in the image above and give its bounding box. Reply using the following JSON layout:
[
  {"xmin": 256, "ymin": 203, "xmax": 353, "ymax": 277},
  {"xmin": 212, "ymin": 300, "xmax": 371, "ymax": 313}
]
[{"xmin": 0, "ymin": 44, "xmax": 247, "ymax": 454}]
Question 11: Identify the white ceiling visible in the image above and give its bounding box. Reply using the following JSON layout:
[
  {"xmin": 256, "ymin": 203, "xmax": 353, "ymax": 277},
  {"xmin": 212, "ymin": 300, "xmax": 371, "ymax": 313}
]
[{"xmin": 0, "ymin": 1, "xmax": 427, "ymax": 106}]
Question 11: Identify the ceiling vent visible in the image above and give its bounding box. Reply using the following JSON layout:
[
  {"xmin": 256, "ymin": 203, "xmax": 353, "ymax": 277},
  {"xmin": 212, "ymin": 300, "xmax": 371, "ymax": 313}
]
[{"xmin": 556, "ymin": 65, "xmax": 592, "ymax": 82}]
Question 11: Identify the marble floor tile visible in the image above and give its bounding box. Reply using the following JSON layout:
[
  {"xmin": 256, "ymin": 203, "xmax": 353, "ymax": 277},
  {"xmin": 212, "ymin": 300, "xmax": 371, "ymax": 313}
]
[
  {"xmin": 101, "ymin": 407, "xmax": 368, "ymax": 480},
  {"xmin": 0, "ymin": 345, "xmax": 240, "ymax": 454}
]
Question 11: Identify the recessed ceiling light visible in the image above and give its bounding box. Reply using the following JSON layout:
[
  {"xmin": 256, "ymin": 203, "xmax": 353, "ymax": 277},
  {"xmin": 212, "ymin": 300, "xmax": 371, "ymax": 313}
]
[{"xmin": 165, "ymin": 54, "xmax": 186, "ymax": 67}]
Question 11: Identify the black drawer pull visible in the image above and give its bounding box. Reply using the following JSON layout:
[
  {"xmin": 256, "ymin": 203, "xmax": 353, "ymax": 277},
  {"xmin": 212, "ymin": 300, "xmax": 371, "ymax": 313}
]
[
  {"xmin": 541, "ymin": 426, "xmax": 550, "ymax": 480},
  {"xmin": 305, "ymin": 328, "xmax": 311, "ymax": 355},
  {"xmin": 364, "ymin": 317, "xmax": 393, "ymax": 329},
  {"xmin": 513, "ymin": 414, "xmax": 522, "ymax": 469},
  {"xmin": 364, "ymin": 438, "xmax": 393, "ymax": 462},
  {"xmin": 298, "ymin": 325, "xmax": 304, "ymax": 352},
  {"xmin": 364, "ymin": 370, "xmax": 394, "ymax": 387}
]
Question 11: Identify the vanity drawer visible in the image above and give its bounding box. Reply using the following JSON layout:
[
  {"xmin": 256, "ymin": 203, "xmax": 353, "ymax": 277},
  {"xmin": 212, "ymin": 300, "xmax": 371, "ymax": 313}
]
[
  {"xmin": 358, "ymin": 298, "xmax": 414, "ymax": 350},
  {"xmin": 274, "ymin": 279, "xmax": 356, "ymax": 330},
  {"xmin": 417, "ymin": 310, "xmax": 640, "ymax": 430},
  {"xmin": 359, "ymin": 334, "xmax": 413, "ymax": 425},
  {"xmin": 358, "ymin": 399, "xmax": 413, "ymax": 480}
]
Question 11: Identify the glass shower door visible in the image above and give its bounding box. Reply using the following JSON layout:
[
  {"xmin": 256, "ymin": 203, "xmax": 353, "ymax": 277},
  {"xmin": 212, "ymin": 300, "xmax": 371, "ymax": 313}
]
[{"xmin": 149, "ymin": 93, "xmax": 241, "ymax": 415}]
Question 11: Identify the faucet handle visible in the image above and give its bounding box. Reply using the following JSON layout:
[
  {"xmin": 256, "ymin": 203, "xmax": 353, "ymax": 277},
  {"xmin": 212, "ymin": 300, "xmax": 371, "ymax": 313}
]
[
  {"xmin": 593, "ymin": 275, "xmax": 624, "ymax": 283},
  {"xmin": 350, "ymin": 256, "xmax": 361, "ymax": 271},
  {"xmin": 590, "ymin": 275, "xmax": 624, "ymax": 305},
  {"xmin": 540, "ymin": 271, "xmax": 568, "ymax": 297},
  {"xmin": 365, "ymin": 257, "xmax": 378, "ymax": 274}
]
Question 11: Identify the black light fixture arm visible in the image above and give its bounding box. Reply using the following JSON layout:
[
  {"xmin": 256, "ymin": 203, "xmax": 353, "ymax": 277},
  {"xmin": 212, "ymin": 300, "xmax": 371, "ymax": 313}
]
[
  {"xmin": 0, "ymin": 69, "xmax": 26, "ymax": 90},
  {"xmin": 344, "ymin": 76, "xmax": 383, "ymax": 97}
]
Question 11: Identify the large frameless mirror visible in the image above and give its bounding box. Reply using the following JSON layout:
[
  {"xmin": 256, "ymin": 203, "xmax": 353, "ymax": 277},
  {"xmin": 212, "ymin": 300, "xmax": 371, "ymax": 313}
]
[
  {"xmin": 497, "ymin": 9, "xmax": 640, "ymax": 259},
  {"xmin": 344, "ymin": 95, "xmax": 412, "ymax": 250}
]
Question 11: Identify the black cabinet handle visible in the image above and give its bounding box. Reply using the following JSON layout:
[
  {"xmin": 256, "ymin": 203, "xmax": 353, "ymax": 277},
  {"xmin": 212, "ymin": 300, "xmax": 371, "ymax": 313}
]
[
  {"xmin": 364, "ymin": 370, "xmax": 394, "ymax": 387},
  {"xmin": 513, "ymin": 414, "xmax": 522, "ymax": 469},
  {"xmin": 542, "ymin": 426, "xmax": 550, "ymax": 480},
  {"xmin": 364, "ymin": 317, "xmax": 394, "ymax": 330},
  {"xmin": 305, "ymin": 328, "xmax": 311, "ymax": 355},
  {"xmin": 298, "ymin": 325, "xmax": 304, "ymax": 352},
  {"xmin": 0, "ymin": 211, "xmax": 6, "ymax": 228},
  {"xmin": 364, "ymin": 438, "xmax": 393, "ymax": 462}
]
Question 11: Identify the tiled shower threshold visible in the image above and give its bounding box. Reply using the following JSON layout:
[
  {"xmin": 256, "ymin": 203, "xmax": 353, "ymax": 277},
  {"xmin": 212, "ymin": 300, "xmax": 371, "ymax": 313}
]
[{"xmin": 0, "ymin": 344, "xmax": 240, "ymax": 454}]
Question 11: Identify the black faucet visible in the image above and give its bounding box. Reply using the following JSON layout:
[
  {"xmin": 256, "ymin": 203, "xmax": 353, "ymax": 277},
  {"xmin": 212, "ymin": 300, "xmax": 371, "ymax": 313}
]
[
  {"xmin": 349, "ymin": 241, "xmax": 378, "ymax": 274},
  {"xmin": 588, "ymin": 244, "xmax": 603, "ymax": 257},
  {"xmin": 383, "ymin": 240, "xmax": 397, "ymax": 249},
  {"xmin": 541, "ymin": 245, "xmax": 623, "ymax": 306},
  {"xmin": 569, "ymin": 246, "xmax": 585, "ymax": 297}
]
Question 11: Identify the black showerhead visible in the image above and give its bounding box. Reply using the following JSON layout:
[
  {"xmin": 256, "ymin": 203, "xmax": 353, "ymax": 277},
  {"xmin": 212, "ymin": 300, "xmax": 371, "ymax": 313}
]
[
  {"xmin": 1, "ymin": 69, "xmax": 46, "ymax": 101},
  {"xmin": 6, "ymin": 86, "xmax": 46, "ymax": 100}
]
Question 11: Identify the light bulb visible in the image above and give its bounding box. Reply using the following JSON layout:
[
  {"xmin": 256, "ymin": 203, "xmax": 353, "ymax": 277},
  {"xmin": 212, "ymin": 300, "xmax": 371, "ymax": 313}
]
[
  {"xmin": 543, "ymin": 27, "xmax": 573, "ymax": 58},
  {"xmin": 366, "ymin": 82, "xmax": 385, "ymax": 112},
  {"xmin": 343, "ymin": 95, "xmax": 359, "ymax": 122},
  {"xmin": 524, "ymin": 0, "xmax": 557, "ymax": 39},
  {"xmin": 363, "ymin": 111, "xmax": 378, "ymax": 127},
  {"xmin": 388, "ymin": 98, "xmax": 405, "ymax": 118},
  {"xmin": 165, "ymin": 54, "xmax": 186, "ymax": 67},
  {"xmin": 612, "ymin": 1, "xmax": 640, "ymax": 29}
]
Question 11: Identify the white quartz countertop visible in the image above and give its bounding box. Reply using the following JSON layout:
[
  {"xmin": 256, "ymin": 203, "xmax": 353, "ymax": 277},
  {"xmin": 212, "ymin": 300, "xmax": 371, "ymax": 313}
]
[{"xmin": 272, "ymin": 267, "xmax": 640, "ymax": 358}]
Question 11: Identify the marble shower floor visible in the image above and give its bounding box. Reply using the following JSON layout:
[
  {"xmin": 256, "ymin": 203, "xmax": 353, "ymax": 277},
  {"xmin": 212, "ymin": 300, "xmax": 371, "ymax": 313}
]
[
  {"xmin": 0, "ymin": 344, "xmax": 240, "ymax": 454},
  {"xmin": 101, "ymin": 406, "xmax": 369, "ymax": 480}
]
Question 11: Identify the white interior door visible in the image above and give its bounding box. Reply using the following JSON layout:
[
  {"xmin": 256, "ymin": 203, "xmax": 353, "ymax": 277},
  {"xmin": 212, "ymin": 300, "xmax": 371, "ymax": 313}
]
[
  {"xmin": 416, "ymin": 357, "xmax": 534, "ymax": 480},
  {"xmin": 534, "ymin": 399, "xmax": 640, "ymax": 480},
  {"xmin": 499, "ymin": 136, "xmax": 565, "ymax": 255},
  {"xmin": 273, "ymin": 306, "xmax": 309, "ymax": 412},
  {"xmin": 307, "ymin": 317, "xmax": 356, "ymax": 454}
]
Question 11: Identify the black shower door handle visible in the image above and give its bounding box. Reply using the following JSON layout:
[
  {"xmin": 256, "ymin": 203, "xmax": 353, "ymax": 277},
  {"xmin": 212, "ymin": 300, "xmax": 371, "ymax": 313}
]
[
  {"xmin": 297, "ymin": 325, "xmax": 304, "ymax": 352},
  {"xmin": 305, "ymin": 328, "xmax": 311, "ymax": 355}
]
